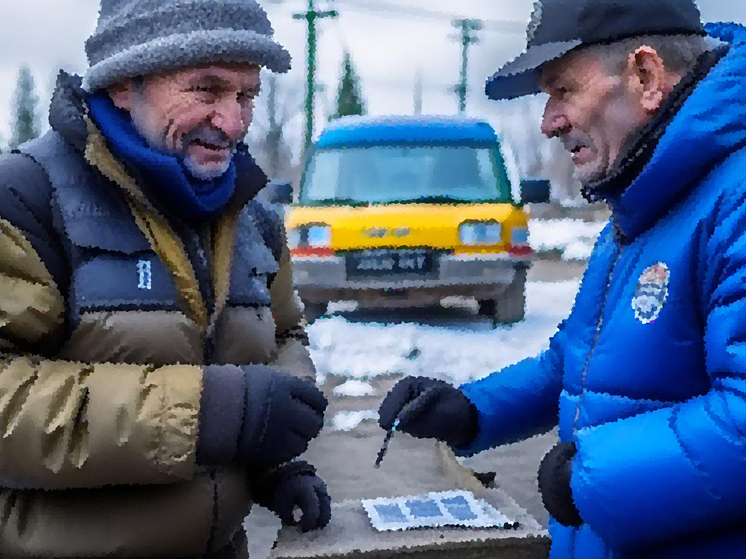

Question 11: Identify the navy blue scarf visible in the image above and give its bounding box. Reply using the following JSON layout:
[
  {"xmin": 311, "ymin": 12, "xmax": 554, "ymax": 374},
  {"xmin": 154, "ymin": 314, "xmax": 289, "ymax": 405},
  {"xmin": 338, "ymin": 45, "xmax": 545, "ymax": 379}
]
[{"xmin": 88, "ymin": 91, "xmax": 237, "ymax": 221}]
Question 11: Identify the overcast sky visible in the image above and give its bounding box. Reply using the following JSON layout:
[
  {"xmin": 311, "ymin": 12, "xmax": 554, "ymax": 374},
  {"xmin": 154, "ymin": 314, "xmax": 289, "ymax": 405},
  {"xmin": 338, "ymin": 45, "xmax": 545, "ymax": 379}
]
[{"xmin": 0, "ymin": 0, "xmax": 744, "ymax": 151}]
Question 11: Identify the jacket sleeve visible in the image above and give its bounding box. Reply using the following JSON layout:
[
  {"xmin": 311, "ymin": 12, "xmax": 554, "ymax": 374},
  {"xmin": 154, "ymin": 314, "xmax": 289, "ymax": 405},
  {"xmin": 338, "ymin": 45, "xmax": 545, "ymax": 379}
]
[
  {"xmin": 570, "ymin": 184, "xmax": 746, "ymax": 552},
  {"xmin": 268, "ymin": 217, "xmax": 316, "ymax": 382},
  {"xmin": 452, "ymin": 321, "xmax": 567, "ymax": 456},
  {"xmin": 0, "ymin": 155, "xmax": 203, "ymax": 489}
]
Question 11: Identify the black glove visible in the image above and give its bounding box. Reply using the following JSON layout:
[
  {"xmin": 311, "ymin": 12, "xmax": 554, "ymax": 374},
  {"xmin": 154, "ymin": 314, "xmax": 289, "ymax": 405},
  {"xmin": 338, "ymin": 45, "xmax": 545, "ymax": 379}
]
[
  {"xmin": 538, "ymin": 441, "xmax": 583, "ymax": 528},
  {"xmin": 253, "ymin": 461, "xmax": 332, "ymax": 533},
  {"xmin": 378, "ymin": 376, "xmax": 479, "ymax": 448},
  {"xmin": 197, "ymin": 365, "xmax": 328, "ymax": 470}
]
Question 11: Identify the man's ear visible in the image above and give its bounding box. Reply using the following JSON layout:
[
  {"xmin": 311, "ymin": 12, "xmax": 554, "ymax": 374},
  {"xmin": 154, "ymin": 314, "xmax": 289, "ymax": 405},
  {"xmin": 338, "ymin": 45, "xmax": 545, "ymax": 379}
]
[
  {"xmin": 626, "ymin": 46, "xmax": 669, "ymax": 113},
  {"xmin": 106, "ymin": 79, "xmax": 138, "ymax": 111}
]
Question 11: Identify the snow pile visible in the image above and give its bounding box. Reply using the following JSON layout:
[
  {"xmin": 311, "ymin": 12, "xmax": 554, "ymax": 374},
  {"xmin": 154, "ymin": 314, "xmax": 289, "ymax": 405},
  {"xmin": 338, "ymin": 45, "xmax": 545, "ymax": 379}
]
[
  {"xmin": 333, "ymin": 380, "xmax": 377, "ymax": 397},
  {"xmin": 308, "ymin": 279, "xmax": 581, "ymax": 386},
  {"xmin": 529, "ymin": 219, "xmax": 607, "ymax": 261},
  {"xmin": 332, "ymin": 410, "xmax": 379, "ymax": 432}
]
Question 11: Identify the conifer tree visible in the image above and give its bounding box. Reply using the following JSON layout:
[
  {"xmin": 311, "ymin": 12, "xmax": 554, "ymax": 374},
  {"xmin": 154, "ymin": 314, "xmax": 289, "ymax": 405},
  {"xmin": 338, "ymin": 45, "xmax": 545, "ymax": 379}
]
[
  {"xmin": 329, "ymin": 51, "xmax": 366, "ymax": 121},
  {"xmin": 10, "ymin": 65, "xmax": 40, "ymax": 150}
]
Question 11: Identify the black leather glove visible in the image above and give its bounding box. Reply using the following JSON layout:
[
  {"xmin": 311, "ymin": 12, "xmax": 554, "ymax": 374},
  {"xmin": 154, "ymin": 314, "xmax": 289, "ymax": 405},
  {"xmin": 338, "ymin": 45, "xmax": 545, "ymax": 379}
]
[
  {"xmin": 197, "ymin": 364, "xmax": 328, "ymax": 470},
  {"xmin": 378, "ymin": 376, "xmax": 479, "ymax": 448},
  {"xmin": 253, "ymin": 461, "xmax": 332, "ymax": 533},
  {"xmin": 538, "ymin": 441, "xmax": 583, "ymax": 528}
]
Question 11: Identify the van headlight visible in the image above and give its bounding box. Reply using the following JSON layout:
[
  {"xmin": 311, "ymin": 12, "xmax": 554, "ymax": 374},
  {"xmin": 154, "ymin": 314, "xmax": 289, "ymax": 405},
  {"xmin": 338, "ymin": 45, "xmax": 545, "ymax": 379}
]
[
  {"xmin": 307, "ymin": 225, "xmax": 332, "ymax": 248},
  {"xmin": 510, "ymin": 226, "xmax": 529, "ymax": 247},
  {"xmin": 459, "ymin": 222, "xmax": 502, "ymax": 246},
  {"xmin": 289, "ymin": 224, "xmax": 332, "ymax": 249}
]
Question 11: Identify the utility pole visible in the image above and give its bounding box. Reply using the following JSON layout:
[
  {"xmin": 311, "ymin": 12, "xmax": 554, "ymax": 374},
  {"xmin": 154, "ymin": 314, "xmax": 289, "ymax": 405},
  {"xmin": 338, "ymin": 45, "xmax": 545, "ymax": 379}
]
[
  {"xmin": 265, "ymin": 74, "xmax": 281, "ymax": 177},
  {"xmin": 450, "ymin": 18, "xmax": 482, "ymax": 114},
  {"xmin": 293, "ymin": 0, "xmax": 338, "ymax": 154},
  {"xmin": 413, "ymin": 69, "xmax": 423, "ymax": 115}
]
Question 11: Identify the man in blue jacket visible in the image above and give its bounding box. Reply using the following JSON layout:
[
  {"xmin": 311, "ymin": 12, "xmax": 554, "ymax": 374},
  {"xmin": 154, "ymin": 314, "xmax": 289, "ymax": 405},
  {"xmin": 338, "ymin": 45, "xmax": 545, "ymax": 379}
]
[{"xmin": 378, "ymin": 1, "xmax": 746, "ymax": 557}]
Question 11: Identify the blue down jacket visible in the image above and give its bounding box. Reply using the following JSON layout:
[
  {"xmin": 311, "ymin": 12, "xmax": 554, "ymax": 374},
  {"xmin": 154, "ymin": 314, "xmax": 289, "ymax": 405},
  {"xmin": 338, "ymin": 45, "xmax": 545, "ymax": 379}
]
[{"xmin": 456, "ymin": 24, "xmax": 746, "ymax": 559}]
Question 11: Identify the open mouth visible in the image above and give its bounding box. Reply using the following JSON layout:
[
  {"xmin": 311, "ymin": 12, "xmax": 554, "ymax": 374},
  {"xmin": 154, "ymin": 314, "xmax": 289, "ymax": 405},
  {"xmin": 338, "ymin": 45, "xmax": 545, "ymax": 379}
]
[
  {"xmin": 568, "ymin": 144, "xmax": 593, "ymax": 164},
  {"xmin": 563, "ymin": 135, "xmax": 591, "ymax": 160},
  {"xmin": 193, "ymin": 139, "xmax": 230, "ymax": 152}
]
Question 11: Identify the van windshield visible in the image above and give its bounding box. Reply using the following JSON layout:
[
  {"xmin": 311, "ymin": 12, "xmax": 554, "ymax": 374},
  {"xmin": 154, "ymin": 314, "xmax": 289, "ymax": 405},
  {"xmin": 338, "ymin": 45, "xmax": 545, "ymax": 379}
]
[{"xmin": 299, "ymin": 145, "xmax": 512, "ymax": 205}]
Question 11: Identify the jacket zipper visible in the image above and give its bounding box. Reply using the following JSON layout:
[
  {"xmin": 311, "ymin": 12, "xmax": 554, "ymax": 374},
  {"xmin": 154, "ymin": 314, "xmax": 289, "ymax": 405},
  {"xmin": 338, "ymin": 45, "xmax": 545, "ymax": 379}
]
[
  {"xmin": 573, "ymin": 234, "xmax": 625, "ymax": 430},
  {"xmin": 197, "ymin": 222, "xmax": 221, "ymax": 366}
]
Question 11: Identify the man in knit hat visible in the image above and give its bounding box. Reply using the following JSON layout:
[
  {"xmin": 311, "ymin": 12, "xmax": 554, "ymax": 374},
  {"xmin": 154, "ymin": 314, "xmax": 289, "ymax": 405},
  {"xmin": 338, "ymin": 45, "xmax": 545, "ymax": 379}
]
[{"xmin": 0, "ymin": 1, "xmax": 331, "ymax": 557}]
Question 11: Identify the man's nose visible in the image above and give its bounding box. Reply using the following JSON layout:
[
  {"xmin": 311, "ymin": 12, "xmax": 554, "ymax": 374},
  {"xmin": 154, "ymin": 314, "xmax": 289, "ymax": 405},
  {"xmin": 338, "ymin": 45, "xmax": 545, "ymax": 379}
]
[
  {"xmin": 541, "ymin": 104, "xmax": 571, "ymax": 139},
  {"xmin": 211, "ymin": 97, "xmax": 249, "ymax": 140}
]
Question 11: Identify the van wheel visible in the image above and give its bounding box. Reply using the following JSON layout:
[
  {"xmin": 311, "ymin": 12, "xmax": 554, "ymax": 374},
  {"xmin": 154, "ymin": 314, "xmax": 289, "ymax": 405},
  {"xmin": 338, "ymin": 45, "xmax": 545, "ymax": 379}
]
[
  {"xmin": 303, "ymin": 301, "xmax": 328, "ymax": 323},
  {"xmin": 477, "ymin": 299, "xmax": 497, "ymax": 317},
  {"xmin": 496, "ymin": 266, "xmax": 527, "ymax": 324},
  {"xmin": 480, "ymin": 267, "xmax": 528, "ymax": 324}
]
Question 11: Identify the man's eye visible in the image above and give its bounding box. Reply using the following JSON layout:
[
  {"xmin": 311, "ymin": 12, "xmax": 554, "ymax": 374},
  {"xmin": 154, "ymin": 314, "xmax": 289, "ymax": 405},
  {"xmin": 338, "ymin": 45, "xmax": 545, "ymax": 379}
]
[{"xmin": 192, "ymin": 87, "xmax": 218, "ymax": 100}]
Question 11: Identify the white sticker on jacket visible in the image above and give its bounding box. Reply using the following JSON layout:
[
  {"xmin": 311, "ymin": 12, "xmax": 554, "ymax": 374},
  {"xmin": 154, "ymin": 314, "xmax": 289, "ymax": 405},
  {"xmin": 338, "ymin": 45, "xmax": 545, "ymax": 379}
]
[
  {"xmin": 137, "ymin": 260, "xmax": 152, "ymax": 290},
  {"xmin": 632, "ymin": 262, "xmax": 670, "ymax": 324}
]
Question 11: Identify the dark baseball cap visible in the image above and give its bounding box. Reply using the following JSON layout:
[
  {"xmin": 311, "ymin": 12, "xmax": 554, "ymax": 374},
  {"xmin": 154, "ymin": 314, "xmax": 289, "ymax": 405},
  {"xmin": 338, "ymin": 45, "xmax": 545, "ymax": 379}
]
[{"xmin": 486, "ymin": 0, "xmax": 705, "ymax": 101}]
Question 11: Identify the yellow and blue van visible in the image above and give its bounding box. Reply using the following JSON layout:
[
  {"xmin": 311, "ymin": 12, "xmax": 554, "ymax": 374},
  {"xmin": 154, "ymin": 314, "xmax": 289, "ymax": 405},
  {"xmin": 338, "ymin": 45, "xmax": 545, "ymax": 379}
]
[{"xmin": 285, "ymin": 115, "xmax": 548, "ymax": 322}]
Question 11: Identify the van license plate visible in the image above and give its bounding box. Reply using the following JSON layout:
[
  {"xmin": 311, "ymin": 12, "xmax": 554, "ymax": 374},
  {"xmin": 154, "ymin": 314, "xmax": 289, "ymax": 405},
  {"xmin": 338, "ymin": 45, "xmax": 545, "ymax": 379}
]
[{"xmin": 347, "ymin": 250, "xmax": 434, "ymax": 277}]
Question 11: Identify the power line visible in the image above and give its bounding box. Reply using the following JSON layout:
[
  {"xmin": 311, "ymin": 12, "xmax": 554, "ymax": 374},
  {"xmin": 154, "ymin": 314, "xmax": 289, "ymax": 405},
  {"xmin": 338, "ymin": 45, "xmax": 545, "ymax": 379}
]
[
  {"xmin": 368, "ymin": 80, "xmax": 454, "ymax": 92},
  {"xmin": 273, "ymin": 0, "xmax": 526, "ymax": 33},
  {"xmin": 274, "ymin": 77, "xmax": 457, "ymax": 91},
  {"xmin": 268, "ymin": 1, "xmax": 528, "ymax": 125},
  {"xmin": 331, "ymin": 0, "xmax": 525, "ymax": 33}
]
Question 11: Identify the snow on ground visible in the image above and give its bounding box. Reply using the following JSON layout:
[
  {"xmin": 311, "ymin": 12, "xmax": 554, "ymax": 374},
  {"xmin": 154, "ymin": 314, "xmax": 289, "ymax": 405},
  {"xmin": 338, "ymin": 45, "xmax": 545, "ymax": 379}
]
[
  {"xmin": 529, "ymin": 219, "xmax": 607, "ymax": 261},
  {"xmin": 307, "ymin": 279, "xmax": 581, "ymax": 387},
  {"xmin": 333, "ymin": 379, "xmax": 377, "ymax": 397},
  {"xmin": 331, "ymin": 410, "xmax": 380, "ymax": 432}
]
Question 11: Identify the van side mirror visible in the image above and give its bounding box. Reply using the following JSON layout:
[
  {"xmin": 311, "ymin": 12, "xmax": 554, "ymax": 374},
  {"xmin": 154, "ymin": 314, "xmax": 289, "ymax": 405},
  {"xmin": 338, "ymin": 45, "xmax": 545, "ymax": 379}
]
[
  {"xmin": 260, "ymin": 181, "xmax": 294, "ymax": 205},
  {"xmin": 519, "ymin": 179, "xmax": 551, "ymax": 205}
]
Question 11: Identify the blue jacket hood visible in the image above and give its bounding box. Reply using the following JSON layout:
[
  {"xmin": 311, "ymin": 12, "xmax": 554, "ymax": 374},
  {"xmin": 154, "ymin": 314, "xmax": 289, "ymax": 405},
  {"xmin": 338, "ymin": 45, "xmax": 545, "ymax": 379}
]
[{"xmin": 609, "ymin": 24, "xmax": 746, "ymax": 240}]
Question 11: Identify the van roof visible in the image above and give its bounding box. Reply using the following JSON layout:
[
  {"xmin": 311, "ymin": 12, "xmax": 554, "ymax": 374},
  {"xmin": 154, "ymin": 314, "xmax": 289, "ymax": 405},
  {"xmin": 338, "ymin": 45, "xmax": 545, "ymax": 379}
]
[{"xmin": 316, "ymin": 115, "xmax": 499, "ymax": 149}]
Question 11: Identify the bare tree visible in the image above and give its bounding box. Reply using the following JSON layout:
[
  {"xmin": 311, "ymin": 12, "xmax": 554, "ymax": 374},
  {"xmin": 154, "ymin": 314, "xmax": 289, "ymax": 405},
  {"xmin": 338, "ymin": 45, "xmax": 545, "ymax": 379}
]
[
  {"xmin": 246, "ymin": 73, "xmax": 303, "ymax": 182},
  {"xmin": 490, "ymin": 96, "xmax": 585, "ymax": 207}
]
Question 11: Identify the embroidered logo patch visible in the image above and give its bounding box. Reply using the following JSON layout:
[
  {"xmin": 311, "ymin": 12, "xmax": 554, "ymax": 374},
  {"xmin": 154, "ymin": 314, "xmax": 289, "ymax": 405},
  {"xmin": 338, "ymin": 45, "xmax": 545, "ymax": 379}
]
[{"xmin": 632, "ymin": 263, "xmax": 670, "ymax": 324}]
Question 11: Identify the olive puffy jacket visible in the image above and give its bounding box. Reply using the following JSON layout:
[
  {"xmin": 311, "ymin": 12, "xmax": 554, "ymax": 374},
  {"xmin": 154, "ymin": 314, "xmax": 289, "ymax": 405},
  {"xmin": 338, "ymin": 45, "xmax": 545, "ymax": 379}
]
[{"xmin": 0, "ymin": 72, "xmax": 315, "ymax": 557}]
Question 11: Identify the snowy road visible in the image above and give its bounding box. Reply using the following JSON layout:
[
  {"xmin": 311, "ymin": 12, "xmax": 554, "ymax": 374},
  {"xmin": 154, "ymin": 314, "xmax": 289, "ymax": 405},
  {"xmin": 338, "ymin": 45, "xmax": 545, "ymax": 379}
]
[
  {"xmin": 246, "ymin": 269, "xmax": 582, "ymax": 556},
  {"xmin": 310, "ymin": 278, "xmax": 580, "ymax": 388}
]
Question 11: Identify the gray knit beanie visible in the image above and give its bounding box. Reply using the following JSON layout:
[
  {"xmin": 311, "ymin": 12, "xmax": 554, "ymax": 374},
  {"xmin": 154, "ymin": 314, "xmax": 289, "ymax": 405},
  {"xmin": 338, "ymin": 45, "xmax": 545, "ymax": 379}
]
[{"xmin": 83, "ymin": 0, "xmax": 291, "ymax": 92}]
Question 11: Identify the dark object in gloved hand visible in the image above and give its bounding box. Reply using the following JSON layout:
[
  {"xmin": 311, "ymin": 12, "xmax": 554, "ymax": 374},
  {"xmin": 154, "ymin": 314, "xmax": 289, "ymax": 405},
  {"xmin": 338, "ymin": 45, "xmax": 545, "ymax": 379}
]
[
  {"xmin": 378, "ymin": 376, "xmax": 479, "ymax": 448},
  {"xmin": 197, "ymin": 364, "xmax": 328, "ymax": 470},
  {"xmin": 538, "ymin": 441, "xmax": 583, "ymax": 528},
  {"xmin": 253, "ymin": 461, "xmax": 332, "ymax": 533}
]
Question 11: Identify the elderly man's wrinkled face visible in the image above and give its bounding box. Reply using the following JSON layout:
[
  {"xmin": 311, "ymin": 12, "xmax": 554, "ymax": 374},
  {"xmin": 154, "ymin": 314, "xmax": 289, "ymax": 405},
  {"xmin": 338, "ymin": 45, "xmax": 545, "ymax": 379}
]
[
  {"xmin": 109, "ymin": 62, "xmax": 261, "ymax": 180},
  {"xmin": 539, "ymin": 47, "xmax": 672, "ymax": 185}
]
